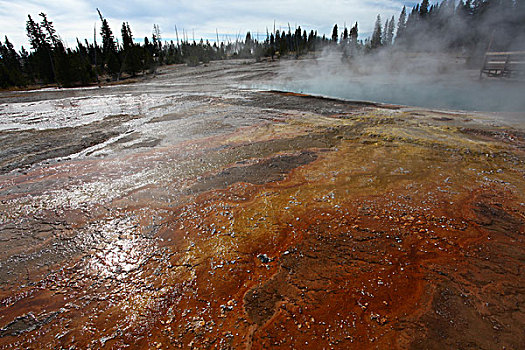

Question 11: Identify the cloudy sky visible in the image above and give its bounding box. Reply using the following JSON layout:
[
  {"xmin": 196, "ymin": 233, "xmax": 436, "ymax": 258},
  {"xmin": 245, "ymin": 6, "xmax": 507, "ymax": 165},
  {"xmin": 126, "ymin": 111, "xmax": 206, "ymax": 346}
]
[{"xmin": 1, "ymin": 0, "xmax": 416, "ymax": 50}]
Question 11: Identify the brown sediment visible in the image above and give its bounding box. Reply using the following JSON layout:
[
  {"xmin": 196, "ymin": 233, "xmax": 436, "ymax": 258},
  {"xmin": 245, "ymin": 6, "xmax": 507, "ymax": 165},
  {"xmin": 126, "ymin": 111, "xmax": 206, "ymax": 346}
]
[
  {"xmin": 187, "ymin": 151, "xmax": 318, "ymax": 193},
  {"xmin": 0, "ymin": 63, "xmax": 524, "ymax": 349},
  {"xmin": 460, "ymin": 127, "xmax": 525, "ymax": 149},
  {"xmin": 269, "ymin": 91, "xmax": 313, "ymax": 97},
  {"xmin": 266, "ymin": 90, "xmax": 387, "ymax": 108},
  {"xmin": 241, "ymin": 90, "xmax": 385, "ymax": 116}
]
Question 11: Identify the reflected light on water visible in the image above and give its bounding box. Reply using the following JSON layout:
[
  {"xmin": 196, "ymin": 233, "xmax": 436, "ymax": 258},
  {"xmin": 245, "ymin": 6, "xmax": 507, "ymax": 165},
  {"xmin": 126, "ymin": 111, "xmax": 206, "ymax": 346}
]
[{"xmin": 85, "ymin": 216, "xmax": 154, "ymax": 280}]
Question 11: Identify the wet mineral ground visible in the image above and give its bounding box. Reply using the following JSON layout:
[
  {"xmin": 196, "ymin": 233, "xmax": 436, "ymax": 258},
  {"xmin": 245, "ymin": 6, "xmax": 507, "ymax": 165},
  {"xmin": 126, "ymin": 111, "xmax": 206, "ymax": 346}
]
[{"xmin": 0, "ymin": 59, "xmax": 524, "ymax": 349}]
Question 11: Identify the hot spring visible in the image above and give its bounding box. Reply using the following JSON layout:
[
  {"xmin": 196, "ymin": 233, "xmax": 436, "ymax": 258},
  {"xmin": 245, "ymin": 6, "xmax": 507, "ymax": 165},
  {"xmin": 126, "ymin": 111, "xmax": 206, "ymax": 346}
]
[{"xmin": 264, "ymin": 52, "xmax": 525, "ymax": 114}]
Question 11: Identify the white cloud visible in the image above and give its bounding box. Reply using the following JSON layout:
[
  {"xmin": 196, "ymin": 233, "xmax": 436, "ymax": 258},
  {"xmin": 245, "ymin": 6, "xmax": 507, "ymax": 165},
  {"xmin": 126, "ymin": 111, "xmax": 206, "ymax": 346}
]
[{"xmin": 0, "ymin": 0, "xmax": 410, "ymax": 50}]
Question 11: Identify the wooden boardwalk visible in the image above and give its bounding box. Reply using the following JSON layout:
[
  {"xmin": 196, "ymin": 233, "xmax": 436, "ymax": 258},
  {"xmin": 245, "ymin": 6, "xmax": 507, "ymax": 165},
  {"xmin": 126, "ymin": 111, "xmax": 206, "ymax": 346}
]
[{"xmin": 480, "ymin": 51, "xmax": 525, "ymax": 78}]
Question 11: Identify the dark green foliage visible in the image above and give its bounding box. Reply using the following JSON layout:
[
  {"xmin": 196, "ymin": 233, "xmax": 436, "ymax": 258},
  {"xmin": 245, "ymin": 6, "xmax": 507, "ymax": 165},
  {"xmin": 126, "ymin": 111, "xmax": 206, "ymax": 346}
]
[
  {"xmin": 240, "ymin": 32, "xmax": 253, "ymax": 58},
  {"xmin": 39, "ymin": 13, "xmax": 59, "ymax": 47},
  {"xmin": 24, "ymin": 14, "xmax": 56, "ymax": 84},
  {"xmin": 0, "ymin": 37, "xmax": 25, "ymax": 87},
  {"xmin": 420, "ymin": 0, "xmax": 430, "ymax": 17},
  {"xmin": 386, "ymin": 16, "xmax": 395, "ymax": 46},
  {"xmin": 119, "ymin": 22, "xmax": 143, "ymax": 76},
  {"xmin": 121, "ymin": 22, "xmax": 133, "ymax": 51},
  {"xmin": 397, "ymin": 6, "xmax": 407, "ymax": 40},
  {"xmin": 25, "ymin": 15, "xmax": 46, "ymax": 50},
  {"xmin": 371, "ymin": 15, "xmax": 382, "ymax": 49},
  {"xmin": 382, "ymin": 18, "xmax": 389, "ymax": 45},
  {"xmin": 349, "ymin": 22, "xmax": 358, "ymax": 44},
  {"xmin": 395, "ymin": 0, "xmax": 525, "ymax": 56},
  {"xmin": 331, "ymin": 24, "xmax": 338, "ymax": 43},
  {"xmin": 97, "ymin": 9, "xmax": 116, "ymax": 55},
  {"xmin": 97, "ymin": 9, "xmax": 119, "ymax": 77}
]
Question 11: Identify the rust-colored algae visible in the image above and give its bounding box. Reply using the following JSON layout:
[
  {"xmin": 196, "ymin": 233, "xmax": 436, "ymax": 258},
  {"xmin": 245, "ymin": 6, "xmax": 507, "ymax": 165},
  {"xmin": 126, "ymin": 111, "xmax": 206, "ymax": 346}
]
[{"xmin": 0, "ymin": 66, "xmax": 524, "ymax": 349}]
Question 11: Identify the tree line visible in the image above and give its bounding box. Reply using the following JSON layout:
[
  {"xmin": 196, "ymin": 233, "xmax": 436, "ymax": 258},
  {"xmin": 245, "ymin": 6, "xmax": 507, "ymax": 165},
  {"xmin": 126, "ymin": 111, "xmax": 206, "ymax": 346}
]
[
  {"xmin": 371, "ymin": 0, "xmax": 525, "ymax": 56},
  {"xmin": 0, "ymin": 10, "xmax": 230, "ymax": 88},
  {"xmin": 1, "ymin": 1, "xmax": 524, "ymax": 89}
]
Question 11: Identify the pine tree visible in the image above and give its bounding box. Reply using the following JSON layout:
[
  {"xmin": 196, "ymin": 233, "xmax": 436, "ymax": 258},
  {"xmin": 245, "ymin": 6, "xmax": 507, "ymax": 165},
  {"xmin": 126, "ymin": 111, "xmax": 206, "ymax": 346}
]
[
  {"xmin": 0, "ymin": 36, "xmax": 25, "ymax": 86},
  {"xmin": 0, "ymin": 42, "xmax": 8, "ymax": 88},
  {"xmin": 371, "ymin": 15, "xmax": 382, "ymax": 49},
  {"xmin": 331, "ymin": 24, "xmax": 338, "ymax": 43},
  {"xmin": 243, "ymin": 31, "xmax": 253, "ymax": 57},
  {"xmin": 303, "ymin": 30, "xmax": 307, "ymax": 49},
  {"xmin": 275, "ymin": 30, "xmax": 281, "ymax": 54},
  {"xmin": 39, "ymin": 12, "xmax": 71, "ymax": 85},
  {"xmin": 382, "ymin": 18, "xmax": 389, "ymax": 45},
  {"xmin": 3, "ymin": 37, "xmax": 20, "ymax": 63},
  {"xmin": 420, "ymin": 0, "xmax": 430, "ymax": 17},
  {"xmin": 294, "ymin": 27, "xmax": 302, "ymax": 52},
  {"xmin": 97, "ymin": 8, "xmax": 119, "ymax": 76},
  {"xmin": 307, "ymin": 30, "xmax": 315, "ymax": 51},
  {"xmin": 269, "ymin": 33, "xmax": 275, "ymax": 58},
  {"xmin": 26, "ymin": 14, "xmax": 57, "ymax": 84},
  {"xmin": 39, "ymin": 13, "xmax": 59, "ymax": 47},
  {"xmin": 26, "ymin": 15, "xmax": 46, "ymax": 50},
  {"xmin": 19, "ymin": 46, "xmax": 31, "ymax": 79},
  {"xmin": 152, "ymin": 24, "xmax": 162, "ymax": 57},
  {"xmin": 397, "ymin": 6, "xmax": 407, "ymax": 40},
  {"xmin": 97, "ymin": 9, "xmax": 116, "ymax": 55},
  {"xmin": 349, "ymin": 22, "xmax": 358, "ymax": 45},
  {"xmin": 386, "ymin": 15, "xmax": 395, "ymax": 45},
  {"xmin": 121, "ymin": 22, "xmax": 133, "ymax": 50},
  {"xmin": 120, "ymin": 22, "xmax": 142, "ymax": 76}
]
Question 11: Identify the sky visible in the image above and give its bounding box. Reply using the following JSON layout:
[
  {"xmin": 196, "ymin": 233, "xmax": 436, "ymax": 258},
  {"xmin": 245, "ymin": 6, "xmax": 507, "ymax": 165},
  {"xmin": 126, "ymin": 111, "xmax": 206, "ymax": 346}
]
[{"xmin": 0, "ymin": 0, "xmax": 416, "ymax": 50}]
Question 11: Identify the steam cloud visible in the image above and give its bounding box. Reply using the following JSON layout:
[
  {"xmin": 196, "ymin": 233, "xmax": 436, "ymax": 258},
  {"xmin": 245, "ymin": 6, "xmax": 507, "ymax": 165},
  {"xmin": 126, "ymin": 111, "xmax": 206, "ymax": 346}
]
[
  {"xmin": 268, "ymin": 47, "xmax": 525, "ymax": 114},
  {"xmin": 266, "ymin": 0, "xmax": 525, "ymax": 115}
]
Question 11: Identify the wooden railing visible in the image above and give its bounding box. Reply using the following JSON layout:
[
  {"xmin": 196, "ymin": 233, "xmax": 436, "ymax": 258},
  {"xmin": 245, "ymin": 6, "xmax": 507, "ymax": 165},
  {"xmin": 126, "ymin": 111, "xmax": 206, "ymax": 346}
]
[{"xmin": 480, "ymin": 51, "xmax": 525, "ymax": 79}]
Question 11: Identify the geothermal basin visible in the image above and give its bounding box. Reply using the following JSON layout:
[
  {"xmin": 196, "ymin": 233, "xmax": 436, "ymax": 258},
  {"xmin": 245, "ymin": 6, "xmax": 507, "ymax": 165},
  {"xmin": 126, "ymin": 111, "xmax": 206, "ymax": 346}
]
[{"xmin": 0, "ymin": 59, "xmax": 524, "ymax": 349}]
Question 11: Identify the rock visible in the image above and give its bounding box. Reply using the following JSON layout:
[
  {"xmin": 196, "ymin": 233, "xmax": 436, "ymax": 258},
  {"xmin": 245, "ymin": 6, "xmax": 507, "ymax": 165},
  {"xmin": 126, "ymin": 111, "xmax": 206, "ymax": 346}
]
[{"xmin": 257, "ymin": 254, "xmax": 271, "ymax": 263}]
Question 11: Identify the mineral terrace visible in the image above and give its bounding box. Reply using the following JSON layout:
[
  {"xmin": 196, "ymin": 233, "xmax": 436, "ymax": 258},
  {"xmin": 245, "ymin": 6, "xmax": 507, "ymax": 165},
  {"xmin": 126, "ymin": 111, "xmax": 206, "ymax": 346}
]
[{"xmin": 0, "ymin": 59, "xmax": 524, "ymax": 349}]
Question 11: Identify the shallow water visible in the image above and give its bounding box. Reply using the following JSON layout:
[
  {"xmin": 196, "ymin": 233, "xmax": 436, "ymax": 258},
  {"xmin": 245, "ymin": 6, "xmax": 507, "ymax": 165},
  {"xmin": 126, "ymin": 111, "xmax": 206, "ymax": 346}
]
[
  {"xmin": 266, "ymin": 53, "xmax": 525, "ymax": 113},
  {"xmin": 265, "ymin": 74, "xmax": 525, "ymax": 113}
]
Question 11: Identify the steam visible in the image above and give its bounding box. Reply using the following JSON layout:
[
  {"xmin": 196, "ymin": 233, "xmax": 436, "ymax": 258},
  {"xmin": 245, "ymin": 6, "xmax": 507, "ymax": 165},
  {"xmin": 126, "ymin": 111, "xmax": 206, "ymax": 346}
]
[
  {"xmin": 269, "ymin": 48, "xmax": 525, "ymax": 113},
  {"xmin": 262, "ymin": 0, "xmax": 525, "ymax": 114}
]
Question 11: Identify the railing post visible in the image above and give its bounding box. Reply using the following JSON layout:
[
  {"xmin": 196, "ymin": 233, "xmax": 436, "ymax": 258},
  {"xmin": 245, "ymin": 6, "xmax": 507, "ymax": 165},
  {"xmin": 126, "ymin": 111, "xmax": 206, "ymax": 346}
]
[
  {"xmin": 480, "ymin": 54, "xmax": 488, "ymax": 79},
  {"xmin": 503, "ymin": 54, "xmax": 511, "ymax": 78}
]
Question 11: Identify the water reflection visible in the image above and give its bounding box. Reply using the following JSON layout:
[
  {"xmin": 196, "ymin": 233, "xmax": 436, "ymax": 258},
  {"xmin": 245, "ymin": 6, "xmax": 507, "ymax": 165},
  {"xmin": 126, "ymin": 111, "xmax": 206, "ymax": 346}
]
[{"xmin": 85, "ymin": 216, "xmax": 154, "ymax": 280}]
